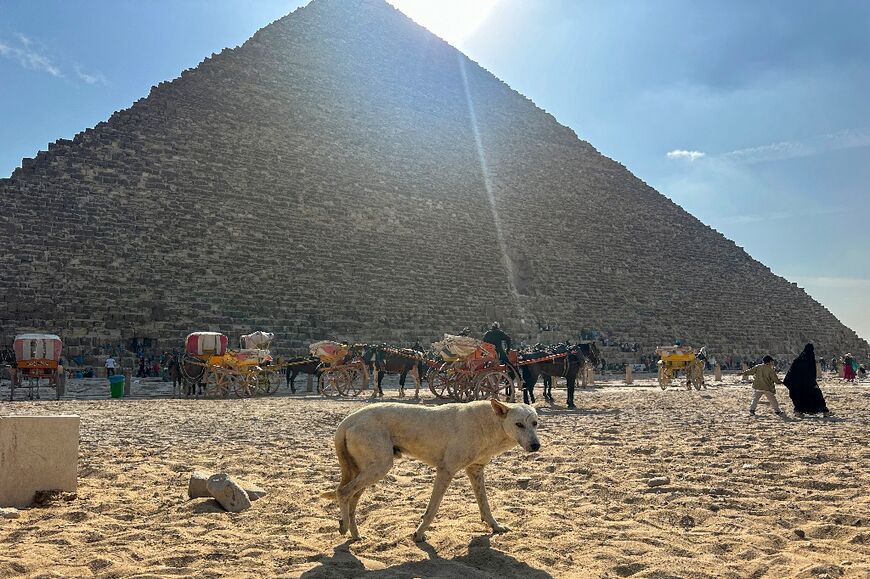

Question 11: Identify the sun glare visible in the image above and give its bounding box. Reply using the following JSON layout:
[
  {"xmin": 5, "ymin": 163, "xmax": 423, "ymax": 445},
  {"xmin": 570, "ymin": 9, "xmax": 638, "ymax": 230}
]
[{"xmin": 387, "ymin": 0, "xmax": 501, "ymax": 46}]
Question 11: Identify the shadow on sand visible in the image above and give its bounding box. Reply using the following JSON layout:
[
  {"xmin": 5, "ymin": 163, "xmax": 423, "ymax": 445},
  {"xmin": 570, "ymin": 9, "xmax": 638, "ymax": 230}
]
[{"xmin": 299, "ymin": 535, "xmax": 553, "ymax": 578}]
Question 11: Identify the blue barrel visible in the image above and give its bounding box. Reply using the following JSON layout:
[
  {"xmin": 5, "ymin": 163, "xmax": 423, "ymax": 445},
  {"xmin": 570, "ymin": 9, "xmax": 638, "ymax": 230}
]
[{"xmin": 109, "ymin": 374, "xmax": 125, "ymax": 398}]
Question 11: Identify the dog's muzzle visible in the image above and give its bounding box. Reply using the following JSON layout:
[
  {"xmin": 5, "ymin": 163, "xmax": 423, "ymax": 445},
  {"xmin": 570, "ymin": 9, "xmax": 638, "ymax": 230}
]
[{"xmin": 529, "ymin": 442, "xmax": 541, "ymax": 452}]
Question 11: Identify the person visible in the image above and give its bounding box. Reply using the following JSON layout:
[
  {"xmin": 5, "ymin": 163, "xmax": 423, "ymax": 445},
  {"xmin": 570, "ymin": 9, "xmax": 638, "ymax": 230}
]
[
  {"xmin": 843, "ymin": 353, "xmax": 856, "ymax": 382},
  {"xmin": 783, "ymin": 343, "xmax": 830, "ymax": 417},
  {"xmin": 105, "ymin": 356, "xmax": 117, "ymax": 377},
  {"xmin": 137, "ymin": 356, "xmax": 145, "ymax": 378},
  {"xmin": 742, "ymin": 355, "xmax": 784, "ymax": 416},
  {"xmin": 482, "ymin": 322, "xmax": 512, "ymax": 365}
]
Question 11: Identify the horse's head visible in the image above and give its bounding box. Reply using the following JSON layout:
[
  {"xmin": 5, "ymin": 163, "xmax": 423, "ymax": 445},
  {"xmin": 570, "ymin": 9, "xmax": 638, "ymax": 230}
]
[{"xmin": 575, "ymin": 342, "xmax": 602, "ymax": 367}]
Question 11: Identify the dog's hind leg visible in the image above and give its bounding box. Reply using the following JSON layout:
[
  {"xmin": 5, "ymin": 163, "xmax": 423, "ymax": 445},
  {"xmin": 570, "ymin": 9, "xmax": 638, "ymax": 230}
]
[{"xmin": 414, "ymin": 468, "xmax": 454, "ymax": 542}]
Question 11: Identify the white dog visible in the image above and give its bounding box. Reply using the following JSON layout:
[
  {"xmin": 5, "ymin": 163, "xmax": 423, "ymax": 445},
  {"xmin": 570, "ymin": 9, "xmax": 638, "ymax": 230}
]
[{"xmin": 321, "ymin": 399, "xmax": 541, "ymax": 541}]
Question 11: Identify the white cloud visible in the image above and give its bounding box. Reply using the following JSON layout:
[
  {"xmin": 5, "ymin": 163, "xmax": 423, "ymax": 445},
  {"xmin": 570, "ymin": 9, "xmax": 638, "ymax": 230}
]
[
  {"xmin": 666, "ymin": 149, "xmax": 705, "ymax": 161},
  {"xmin": 722, "ymin": 128, "xmax": 870, "ymax": 164},
  {"xmin": 75, "ymin": 65, "xmax": 108, "ymax": 85},
  {"xmin": 0, "ymin": 36, "xmax": 62, "ymax": 77}
]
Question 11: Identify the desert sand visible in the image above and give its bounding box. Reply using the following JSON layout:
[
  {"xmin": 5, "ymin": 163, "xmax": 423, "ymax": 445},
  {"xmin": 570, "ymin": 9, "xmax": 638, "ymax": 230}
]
[{"xmin": 1, "ymin": 375, "xmax": 868, "ymax": 578}]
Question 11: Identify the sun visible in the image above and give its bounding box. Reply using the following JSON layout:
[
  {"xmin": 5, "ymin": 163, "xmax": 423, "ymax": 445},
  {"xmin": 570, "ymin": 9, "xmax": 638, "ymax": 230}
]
[{"xmin": 387, "ymin": 0, "xmax": 501, "ymax": 47}]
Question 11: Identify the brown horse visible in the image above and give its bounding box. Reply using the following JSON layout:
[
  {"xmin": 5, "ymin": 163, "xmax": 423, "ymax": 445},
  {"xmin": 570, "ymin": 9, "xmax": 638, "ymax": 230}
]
[
  {"xmin": 285, "ymin": 356, "xmax": 322, "ymax": 393},
  {"xmin": 366, "ymin": 344, "xmax": 425, "ymax": 398},
  {"xmin": 520, "ymin": 343, "xmax": 601, "ymax": 408}
]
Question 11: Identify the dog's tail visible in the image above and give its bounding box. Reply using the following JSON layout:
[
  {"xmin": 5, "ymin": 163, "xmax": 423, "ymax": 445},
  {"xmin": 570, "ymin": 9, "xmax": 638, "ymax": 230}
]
[{"xmin": 320, "ymin": 424, "xmax": 356, "ymax": 502}]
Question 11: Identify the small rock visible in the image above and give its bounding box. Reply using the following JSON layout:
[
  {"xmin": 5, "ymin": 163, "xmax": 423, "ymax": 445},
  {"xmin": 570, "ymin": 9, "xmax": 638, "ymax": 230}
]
[
  {"xmin": 793, "ymin": 528, "xmax": 806, "ymax": 539},
  {"xmin": 189, "ymin": 471, "xmax": 266, "ymax": 501},
  {"xmin": 647, "ymin": 476, "xmax": 670, "ymax": 487},
  {"xmin": 741, "ymin": 463, "xmax": 755, "ymax": 469},
  {"xmin": 206, "ymin": 474, "xmax": 251, "ymax": 513},
  {"xmin": 0, "ymin": 508, "xmax": 20, "ymax": 519},
  {"xmin": 841, "ymin": 560, "xmax": 852, "ymax": 566},
  {"xmin": 709, "ymin": 503, "xmax": 720, "ymax": 512},
  {"xmin": 516, "ymin": 477, "xmax": 532, "ymax": 489}
]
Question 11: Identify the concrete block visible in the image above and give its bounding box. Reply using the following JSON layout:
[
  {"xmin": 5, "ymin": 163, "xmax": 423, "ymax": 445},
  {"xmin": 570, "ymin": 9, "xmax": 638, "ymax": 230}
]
[{"xmin": 0, "ymin": 415, "xmax": 80, "ymax": 508}]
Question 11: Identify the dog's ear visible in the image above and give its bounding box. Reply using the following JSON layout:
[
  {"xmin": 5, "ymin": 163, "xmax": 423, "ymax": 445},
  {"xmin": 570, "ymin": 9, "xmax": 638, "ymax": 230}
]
[{"xmin": 490, "ymin": 398, "xmax": 509, "ymax": 417}]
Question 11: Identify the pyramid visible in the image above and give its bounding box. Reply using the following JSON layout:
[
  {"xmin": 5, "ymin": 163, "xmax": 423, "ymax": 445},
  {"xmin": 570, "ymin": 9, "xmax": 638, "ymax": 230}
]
[{"xmin": 1, "ymin": 0, "xmax": 866, "ymax": 361}]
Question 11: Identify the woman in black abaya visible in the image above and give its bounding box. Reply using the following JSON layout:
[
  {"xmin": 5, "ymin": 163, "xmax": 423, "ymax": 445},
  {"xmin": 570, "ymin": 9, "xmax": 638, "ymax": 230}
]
[{"xmin": 783, "ymin": 343, "xmax": 831, "ymax": 416}]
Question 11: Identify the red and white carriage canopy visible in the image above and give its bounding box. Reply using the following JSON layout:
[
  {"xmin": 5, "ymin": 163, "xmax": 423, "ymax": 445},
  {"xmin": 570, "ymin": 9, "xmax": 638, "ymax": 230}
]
[
  {"xmin": 185, "ymin": 332, "xmax": 228, "ymax": 357},
  {"xmin": 14, "ymin": 333, "xmax": 63, "ymax": 361}
]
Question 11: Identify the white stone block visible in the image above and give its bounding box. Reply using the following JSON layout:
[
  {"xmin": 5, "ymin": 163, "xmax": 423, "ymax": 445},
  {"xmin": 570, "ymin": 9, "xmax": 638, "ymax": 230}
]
[{"xmin": 0, "ymin": 415, "xmax": 80, "ymax": 508}]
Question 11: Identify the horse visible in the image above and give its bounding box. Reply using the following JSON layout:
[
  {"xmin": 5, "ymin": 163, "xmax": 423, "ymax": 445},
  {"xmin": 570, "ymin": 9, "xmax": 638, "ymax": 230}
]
[
  {"xmin": 520, "ymin": 342, "xmax": 601, "ymax": 408},
  {"xmin": 365, "ymin": 343, "xmax": 425, "ymax": 398},
  {"xmin": 168, "ymin": 352, "xmax": 208, "ymax": 397},
  {"xmin": 285, "ymin": 356, "xmax": 322, "ymax": 393}
]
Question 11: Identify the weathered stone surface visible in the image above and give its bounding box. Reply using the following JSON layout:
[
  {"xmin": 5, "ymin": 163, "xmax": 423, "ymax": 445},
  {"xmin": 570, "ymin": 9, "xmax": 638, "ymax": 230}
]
[
  {"xmin": 0, "ymin": 416, "xmax": 80, "ymax": 508},
  {"xmin": 0, "ymin": 507, "xmax": 20, "ymax": 519},
  {"xmin": 206, "ymin": 473, "xmax": 251, "ymax": 513},
  {"xmin": 189, "ymin": 471, "xmax": 266, "ymax": 501},
  {"xmin": 0, "ymin": 0, "xmax": 866, "ymax": 361}
]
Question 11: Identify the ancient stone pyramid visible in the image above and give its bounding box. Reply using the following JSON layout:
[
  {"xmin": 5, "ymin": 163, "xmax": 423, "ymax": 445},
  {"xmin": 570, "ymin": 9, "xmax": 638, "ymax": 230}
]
[{"xmin": 1, "ymin": 0, "xmax": 866, "ymax": 359}]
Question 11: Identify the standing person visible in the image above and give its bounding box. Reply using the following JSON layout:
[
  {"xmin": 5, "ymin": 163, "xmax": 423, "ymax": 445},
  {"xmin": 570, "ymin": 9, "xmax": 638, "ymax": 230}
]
[
  {"xmin": 482, "ymin": 322, "xmax": 512, "ymax": 365},
  {"xmin": 843, "ymin": 353, "xmax": 857, "ymax": 382},
  {"xmin": 783, "ymin": 343, "xmax": 831, "ymax": 417},
  {"xmin": 742, "ymin": 355, "xmax": 785, "ymax": 416},
  {"xmin": 105, "ymin": 355, "xmax": 116, "ymax": 377}
]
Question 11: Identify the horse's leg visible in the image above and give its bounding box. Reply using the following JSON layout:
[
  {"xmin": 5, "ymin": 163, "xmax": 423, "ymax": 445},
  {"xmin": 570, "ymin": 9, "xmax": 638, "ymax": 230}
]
[
  {"xmin": 566, "ymin": 370, "xmax": 577, "ymax": 408},
  {"xmin": 398, "ymin": 371, "xmax": 407, "ymax": 397},
  {"xmin": 522, "ymin": 367, "xmax": 536, "ymax": 404},
  {"xmin": 411, "ymin": 363, "xmax": 421, "ymax": 398},
  {"xmin": 289, "ymin": 370, "xmax": 297, "ymax": 394},
  {"xmin": 378, "ymin": 369, "xmax": 385, "ymax": 397}
]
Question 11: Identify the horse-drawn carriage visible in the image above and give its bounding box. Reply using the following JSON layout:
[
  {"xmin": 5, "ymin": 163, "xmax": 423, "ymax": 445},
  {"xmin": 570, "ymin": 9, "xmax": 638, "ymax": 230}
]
[
  {"xmin": 8, "ymin": 333, "xmax": 64, "ymax": 400},
  {"xmin": 517, "ymin": 342, "xmax": 600, "ymax": 406},
  {"xmin": 310, "ymin": 340, "xmax": 369, "ymax": 397},
  {"xmin": 177, "ymin": 331, "xmax": 284, "ymax": 397},
  {"xmin": 426, "ymin": 335, "xmax": 517, "ymax": 402},
  {"xmin": 656, "ymin": 345, "xmax": 705, "ymax": 390}
]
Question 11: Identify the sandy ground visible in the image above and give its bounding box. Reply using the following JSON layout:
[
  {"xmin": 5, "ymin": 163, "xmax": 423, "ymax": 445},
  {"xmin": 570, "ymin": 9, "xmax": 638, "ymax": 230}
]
[{"xmin": 0, "ymin": 375, "xmax": 868, "ymax": 578}]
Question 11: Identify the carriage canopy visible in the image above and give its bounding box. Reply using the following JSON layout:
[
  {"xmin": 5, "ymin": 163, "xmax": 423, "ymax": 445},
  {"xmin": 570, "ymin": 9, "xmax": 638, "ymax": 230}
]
[
  {"xmin": 185, "ymin": 332, "xmax": 228, "ymax": 357},
  {"xmin": 240, "ymin": 331, "xmax": 274, "ymax": 350},
  {"xmin": 14, "ymin": 333, "xmax": 62, "ymax": 362},
  {"xmin": 432, "ymin": 334, "xmax": 486, "ymax": 361}
]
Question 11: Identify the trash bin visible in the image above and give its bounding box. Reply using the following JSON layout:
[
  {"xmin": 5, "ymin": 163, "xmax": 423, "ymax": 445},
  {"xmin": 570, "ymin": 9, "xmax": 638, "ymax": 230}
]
[{"xmin": 109, "ymin": 374, "xmax": 125, "ymax": 398}]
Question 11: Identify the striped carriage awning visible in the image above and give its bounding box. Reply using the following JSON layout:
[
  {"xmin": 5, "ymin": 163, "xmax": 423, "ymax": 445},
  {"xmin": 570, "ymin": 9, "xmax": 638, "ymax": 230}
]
[
  {"xmin": 185, "ymin": 332, "xmax": 228, "ymax": 357},
  {"xmin": 14, "ymin": 334, "xmax": 62, "ymax": 362}
]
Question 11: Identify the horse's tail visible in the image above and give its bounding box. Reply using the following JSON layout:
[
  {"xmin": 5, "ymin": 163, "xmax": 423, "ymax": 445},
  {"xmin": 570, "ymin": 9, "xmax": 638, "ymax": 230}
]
[{"xmin": 320, "ymin": 423, "xmax": 356, "ymax": 501}]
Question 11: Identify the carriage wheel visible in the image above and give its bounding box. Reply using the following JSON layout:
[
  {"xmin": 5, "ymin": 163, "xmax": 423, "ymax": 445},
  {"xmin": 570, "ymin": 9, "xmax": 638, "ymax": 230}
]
[
  {"xmin": 689, "ymin": 363, "xmax": 704, "ymax": 391},
  {"xmin": 232, "ymin": 372, "xmax": 256, "ymax": 398},
  {"xmin": 343, "ymin": 368, "xmax": 365, "ymax": 397},
  {"xmin": 658, "ymin": 366, "xmax": 670, "ymax": 390},
  {"xmin": 453, "ymin": 374, "xmax": 478, "ymax": 402},
  {"xmin": 206, "ymin": 367, "xmax": 233, "ymax": 398},
  {"xmin": 320, "ymin": 369, "xmax": 342, "ymax": 397},
  {"xmin": 428, "ymin": 371, "xmax": 453, "ymax": 399},
  {"xmin": 476, "ymin": 371, "xmax": 513, "ymax": 401},
  {"xmin": 257, "ymin": 369, "xmax": 281, "ymax": 395}
]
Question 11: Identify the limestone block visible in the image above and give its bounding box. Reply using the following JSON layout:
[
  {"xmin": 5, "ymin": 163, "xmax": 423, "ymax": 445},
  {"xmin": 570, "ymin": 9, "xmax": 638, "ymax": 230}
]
[
  {"xmin": 0, "ymin": 415, "xmax": 80, "ymax": 508},
  {"xmin": 188, "ymin": 471, "xmax": 266, "ymax": 501},
  {"xmin": 206, "ymin": 473, "xmax": 251, "ymax": 513}
]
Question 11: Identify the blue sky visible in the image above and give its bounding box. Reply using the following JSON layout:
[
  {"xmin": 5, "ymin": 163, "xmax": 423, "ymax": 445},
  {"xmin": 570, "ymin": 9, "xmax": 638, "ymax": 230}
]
[{"xmin": 2, "ymin": 0, "xmax": 868, "ymax": 341}]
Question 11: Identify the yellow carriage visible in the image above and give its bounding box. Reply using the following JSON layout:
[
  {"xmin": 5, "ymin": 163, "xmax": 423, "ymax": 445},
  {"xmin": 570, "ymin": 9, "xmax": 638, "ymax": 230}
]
[
  {"xmin": 656, "ymin": 345, "xmax": 705, "ymax": 390},
  {"xmin": 181, "ymin": 331, "xmax": 284, "ymax": 397},
  {"xmin": 310, "ymin": 340, "xmax": 369, "ymax": 397}
]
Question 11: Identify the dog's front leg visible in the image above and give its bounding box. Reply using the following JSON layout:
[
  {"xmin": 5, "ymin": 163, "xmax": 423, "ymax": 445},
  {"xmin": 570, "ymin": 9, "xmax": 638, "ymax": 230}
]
[
  {"xmin": 414, "ymin": 468, "xmax": 453, "ymax": 542},
  {"xmin": 466, "ymin": 464, "xmax": 510, "ymax": 534}
]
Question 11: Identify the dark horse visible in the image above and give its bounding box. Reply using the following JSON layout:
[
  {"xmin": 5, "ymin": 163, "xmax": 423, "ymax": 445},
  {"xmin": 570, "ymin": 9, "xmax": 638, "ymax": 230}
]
[
  {"xmin": 284, "ymin": 356, "xmax": 322, "ymax": 394},
  {"xmin": 168, "ymin": 352, "xmax": 209, "ymax": 397},
  {"xmin": 521, "ymin": 342, "xmax": 601, "ymax": 408},
  {"xmin": 363, "ymin": 343, "xmax": 425, "ymax": 398}
]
